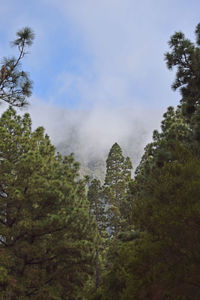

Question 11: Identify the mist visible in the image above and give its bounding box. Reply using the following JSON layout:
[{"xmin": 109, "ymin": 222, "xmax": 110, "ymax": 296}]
[
  {"xmin": 0, "ymin": 97, "xmax": 163, "ymax": 179},
  {"xmin": 28, "ymin": 99, "xmax": 163, "ymax": 179}
]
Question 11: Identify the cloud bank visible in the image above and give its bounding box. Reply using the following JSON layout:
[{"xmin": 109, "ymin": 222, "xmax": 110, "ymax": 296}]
[{"xmin": 29, "ymin": 99, "xmax": 162, "ymax": 177}]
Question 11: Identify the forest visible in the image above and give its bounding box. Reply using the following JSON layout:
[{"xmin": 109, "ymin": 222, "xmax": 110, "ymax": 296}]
[{"xmin": 1, "ymin": 23, "xmax": 200, "ymax": 299}]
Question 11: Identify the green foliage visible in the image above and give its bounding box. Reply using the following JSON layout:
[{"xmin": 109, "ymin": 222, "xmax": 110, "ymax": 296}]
[
  {"xmin": 87, "ymin": 144, "xmax": 133, "ymax": 297},
  {"xmin": 87, "ymin": 179, "xmax": 108, "ymax": 293},
  {"xmin": 88, "ymin": 179, "xmax": 106, "ymax": 236},
  {"xmin": 104, "ymin": 143, "xmax": 133, "ymax": 235},
  {"xmin": 165, "ymin": 23, "xmax": 200, "ymax": 145},
  {"xmin": 129, "ymin": 145, "xmax": 200, "ymax": 299},
  {"xmin": 134, "ymin": 106, "xmax": 191, "ymax": 200},
  {"xmin": 100, "ymin": 145, "xmax": 200, "ymax": 300},
  {"xmin": 0, "ymin": 107, "xmax": 96, "ymax": 299},
  {"xmin": 0, "ymin": 27, "xmax": 34, "ymax": 107}
]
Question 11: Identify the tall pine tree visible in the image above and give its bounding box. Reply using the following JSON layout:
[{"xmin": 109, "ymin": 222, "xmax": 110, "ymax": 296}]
[
  {"xmin": 104, "ymin": 143, "xmax": 132, "ymax": 235},
  {"xmin": 0, "ymin": 107, "xmax": 96, "ymax": 299}
]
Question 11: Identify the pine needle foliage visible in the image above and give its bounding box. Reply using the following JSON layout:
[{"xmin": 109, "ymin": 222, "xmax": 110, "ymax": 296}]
[
  {"xmin": 0, "ymin": 107, "xmax": 96, "ymax": 299},
  {"xmin": 0, "ymin": 27, "xmax": 34, "ymax": 107}
]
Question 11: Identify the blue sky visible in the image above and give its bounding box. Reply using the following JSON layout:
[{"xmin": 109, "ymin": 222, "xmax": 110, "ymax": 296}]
[
  {"xmin": 1, "ymin": 0, "xmax": 200, "ymax": 109},
  {"xmin": 1, "ymin": 0, "xmax": 200, "ymax": 166}
]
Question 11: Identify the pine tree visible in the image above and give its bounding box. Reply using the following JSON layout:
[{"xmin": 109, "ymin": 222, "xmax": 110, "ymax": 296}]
[
  {"xmin": 165, "ymin": 23, "xmax": 200, "ymax": 148},
  {"xmin": 0, "ymin": 107, "xmax": 96, "ymax": 299},
  {"xmin": 104, "ymin": 143, "xmax": 132, "ymax": 235},
  {"xmin": 128, "ymin": 145, "xmax": 200, "ymax": 299},
  {"xmin": 134, "ymin": 106, "xmax": 190, "ymax": 195},
  {"xmin": 0, "ymin": 27, "xmax": 34, "ymax": 107}
]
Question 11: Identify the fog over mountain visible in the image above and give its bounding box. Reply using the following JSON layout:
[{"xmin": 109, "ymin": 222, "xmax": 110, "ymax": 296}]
[{"xmin": 28, "ymin": 99, "xmax": 163, "ymax": 180}]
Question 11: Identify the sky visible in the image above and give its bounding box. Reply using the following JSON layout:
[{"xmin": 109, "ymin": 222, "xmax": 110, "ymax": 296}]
[{"xmin": 0, "ymin": 0, "xmax": 200, "ymax": 170}]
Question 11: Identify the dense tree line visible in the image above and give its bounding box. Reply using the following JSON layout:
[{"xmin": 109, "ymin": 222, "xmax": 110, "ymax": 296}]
[{"xmin": 1, "ymin": 23, "xmax": 200, "ymax": 299}]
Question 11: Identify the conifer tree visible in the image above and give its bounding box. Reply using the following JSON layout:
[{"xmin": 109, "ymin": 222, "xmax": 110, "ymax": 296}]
[
  {"xmin": 165, "ymin": 23, "xmax": 200, "ymax": 148},
  {"xmin": 165, "ymin": 23, "xmax": 200, "ymax": 120},
  {"xmin": 134, "ymin": 106, "xmax": 190, "ymax": 196},
  {"xmin": 0, "ymin": 107, "xmax": 96, "ymax": 299},
  {"xmin": 104, "ymin": 143, "xmax": 132, "ymax": 235},
  {"xmin": 0, "ymin": 27, "xmax": 34, "ymax": 107},
  {"xmin": 127, "ymin": 145, "xmax": 200, "ymax": 300}
]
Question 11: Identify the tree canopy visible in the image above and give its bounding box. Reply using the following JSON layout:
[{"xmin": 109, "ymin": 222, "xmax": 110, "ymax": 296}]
[
  {"xmin": 0, "ymin": 107, "xmax": 96, "ymax": 299},
  {"xmin": 104, "ymin": 143, "xmax": 132, "ymax": 235}
]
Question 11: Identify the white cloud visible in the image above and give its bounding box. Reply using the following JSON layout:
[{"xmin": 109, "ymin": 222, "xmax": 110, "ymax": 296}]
[
  {"xmin": 45, "ymin": 0, "xmax": 184, "ymax": 110},
  {"xmin": 28, "ymin": 97, "xmax": 162, "ymax": 173}
]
